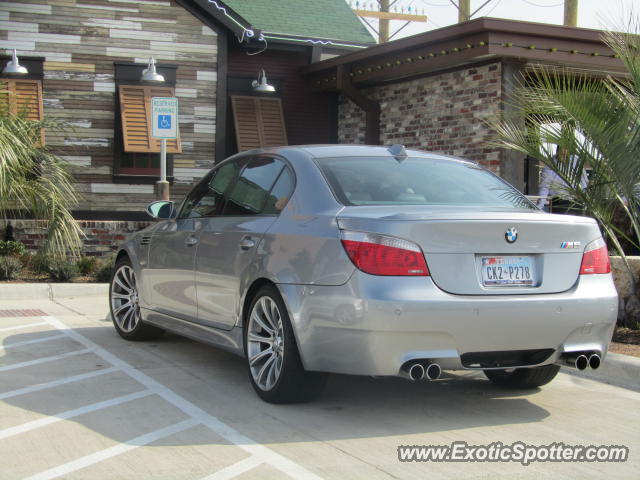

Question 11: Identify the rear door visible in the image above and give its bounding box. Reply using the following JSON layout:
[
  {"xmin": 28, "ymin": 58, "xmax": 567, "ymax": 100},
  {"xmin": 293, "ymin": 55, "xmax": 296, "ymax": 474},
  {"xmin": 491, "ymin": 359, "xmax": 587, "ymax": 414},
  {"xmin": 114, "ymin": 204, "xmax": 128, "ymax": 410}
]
[{"xmin": 195, "ymin": 155, "xmax": 294, "ymax": 330}]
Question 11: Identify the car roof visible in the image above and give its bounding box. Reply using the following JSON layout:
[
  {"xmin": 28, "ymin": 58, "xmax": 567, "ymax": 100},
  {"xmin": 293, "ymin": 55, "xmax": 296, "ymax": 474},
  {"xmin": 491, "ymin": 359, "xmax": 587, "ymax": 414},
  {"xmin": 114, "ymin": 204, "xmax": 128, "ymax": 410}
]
[{"xmin": 248, "ymin": 144, "xmax": 469, "ymax": 163}]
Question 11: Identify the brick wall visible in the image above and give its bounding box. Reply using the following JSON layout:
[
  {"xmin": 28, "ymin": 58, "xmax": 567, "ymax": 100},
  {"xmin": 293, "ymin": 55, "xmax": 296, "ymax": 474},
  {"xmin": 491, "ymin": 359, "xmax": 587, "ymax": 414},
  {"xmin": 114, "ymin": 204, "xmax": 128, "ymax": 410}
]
[
  {"xmin": 338, "ymin": 62, "xmax": 503, "ymax": 173},
  {"xmin": 5, "ymin": 220, "xmax": 153, "ymax": 256}
]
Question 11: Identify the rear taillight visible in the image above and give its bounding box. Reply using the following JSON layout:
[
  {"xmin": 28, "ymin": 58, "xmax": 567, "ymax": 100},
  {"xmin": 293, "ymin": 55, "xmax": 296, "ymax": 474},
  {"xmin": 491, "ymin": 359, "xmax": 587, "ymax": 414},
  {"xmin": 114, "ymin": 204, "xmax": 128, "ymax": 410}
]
[
  {"xmin": 341, "ymin": 231, "xmax": 429, "ymax": 276},
  {"xmin": 579, "ymin": 238, "xmax": 610, "ymax": 275}
]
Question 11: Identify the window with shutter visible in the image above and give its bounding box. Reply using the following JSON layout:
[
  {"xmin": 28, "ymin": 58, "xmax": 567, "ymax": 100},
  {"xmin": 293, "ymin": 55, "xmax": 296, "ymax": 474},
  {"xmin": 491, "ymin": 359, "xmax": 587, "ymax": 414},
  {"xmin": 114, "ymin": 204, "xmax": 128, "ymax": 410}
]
[
  {"xmin": 118, "ymin": 85, "xmax": 182, "ymax": 154},
  {"xmin": 231, "ymin": 96, "xmax": 287, "ymax": 152},
  {"xmin": 0, "ymin": 78, "xmax": 45, "ymax": 144}
]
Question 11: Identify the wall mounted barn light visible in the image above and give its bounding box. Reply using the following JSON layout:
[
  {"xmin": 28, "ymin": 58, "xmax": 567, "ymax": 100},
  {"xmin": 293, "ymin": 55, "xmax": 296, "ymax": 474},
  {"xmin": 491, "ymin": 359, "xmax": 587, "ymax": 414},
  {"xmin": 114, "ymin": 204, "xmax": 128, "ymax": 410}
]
[
  {"xmin": 2, "ymin": 49, "xmax": 28, "ymax": 75},
  {"xmin": 140, "ymin": 57, "xmax": 165, "ymax": 83},
  {"xmin": 252, "ymin": 69, "xmax": 275, "ymax": 93}
]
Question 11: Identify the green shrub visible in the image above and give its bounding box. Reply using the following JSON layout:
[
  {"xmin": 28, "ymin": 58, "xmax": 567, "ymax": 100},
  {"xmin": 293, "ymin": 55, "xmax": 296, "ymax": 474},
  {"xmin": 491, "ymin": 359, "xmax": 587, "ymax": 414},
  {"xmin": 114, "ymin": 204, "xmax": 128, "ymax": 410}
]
[
  {"xmin": 0, "ymin": 256, "xmax": 22, "ymax": 280},
  {"xmin": 77, "ymin": 256, "xmax": 98, "ymax": 276},
  {"xmin": 31, "ymin": 254, "xmax": 52, "ymax": 274},
  {"xmin": 95, "ymin": 253, "xmax": 116, "ymax": 282},
  {"xmin": 0, "ymin": 240, "xmax": 27, "ymax": 257},
  {"xmin": 48, "ymin": 257, "xmax": 79, "ymax": 282}
]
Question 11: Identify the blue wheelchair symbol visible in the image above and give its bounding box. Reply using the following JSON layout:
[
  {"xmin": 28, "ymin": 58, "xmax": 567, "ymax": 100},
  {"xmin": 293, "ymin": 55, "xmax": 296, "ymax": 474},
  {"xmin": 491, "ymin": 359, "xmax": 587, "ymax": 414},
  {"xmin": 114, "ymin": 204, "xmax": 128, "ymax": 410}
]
[{"xmin": 158, "ymin": 115, "xmax": 171, "ymax": 129}]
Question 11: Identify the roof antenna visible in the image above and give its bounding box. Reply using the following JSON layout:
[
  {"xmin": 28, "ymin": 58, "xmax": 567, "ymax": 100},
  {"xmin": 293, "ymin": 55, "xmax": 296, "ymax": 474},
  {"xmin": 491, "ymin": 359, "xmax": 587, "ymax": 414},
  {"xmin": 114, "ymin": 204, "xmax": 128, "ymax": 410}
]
[{"xmin": 388, "ymin": 144, "xmax": 407, "ymax": 162}]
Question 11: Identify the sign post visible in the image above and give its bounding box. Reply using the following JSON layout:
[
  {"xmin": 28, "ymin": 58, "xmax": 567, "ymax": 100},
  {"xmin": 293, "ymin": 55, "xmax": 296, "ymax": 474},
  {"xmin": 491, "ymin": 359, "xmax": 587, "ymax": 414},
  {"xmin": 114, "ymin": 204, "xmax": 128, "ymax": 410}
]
[{"xmin": 151, "ymin": 97, "xmax": 178, "ymax": 201}]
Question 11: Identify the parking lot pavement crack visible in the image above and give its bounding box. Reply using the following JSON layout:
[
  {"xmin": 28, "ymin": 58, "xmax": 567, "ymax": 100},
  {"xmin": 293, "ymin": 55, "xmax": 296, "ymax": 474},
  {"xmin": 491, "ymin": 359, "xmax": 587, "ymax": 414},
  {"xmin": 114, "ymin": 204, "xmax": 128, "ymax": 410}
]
[{"xmin": 50, "ymin": 297, "xmax": 95, "ymax": 320}]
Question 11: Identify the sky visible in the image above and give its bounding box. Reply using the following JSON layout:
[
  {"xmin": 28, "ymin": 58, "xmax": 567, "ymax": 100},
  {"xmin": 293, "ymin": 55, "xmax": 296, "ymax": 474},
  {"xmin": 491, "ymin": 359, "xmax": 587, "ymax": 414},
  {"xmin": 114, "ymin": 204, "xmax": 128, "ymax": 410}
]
[{"xmin": 349, "ymin": 0, "xmax": 638, "ymax": 41}]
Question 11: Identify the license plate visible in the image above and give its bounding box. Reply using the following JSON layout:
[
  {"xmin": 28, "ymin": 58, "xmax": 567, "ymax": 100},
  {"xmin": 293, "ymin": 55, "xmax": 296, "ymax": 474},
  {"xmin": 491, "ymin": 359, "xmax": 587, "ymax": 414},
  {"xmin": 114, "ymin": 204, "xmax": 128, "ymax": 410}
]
[{"xmin": 481, "ymin": 256, "xmax": 534, "ymax": 286}]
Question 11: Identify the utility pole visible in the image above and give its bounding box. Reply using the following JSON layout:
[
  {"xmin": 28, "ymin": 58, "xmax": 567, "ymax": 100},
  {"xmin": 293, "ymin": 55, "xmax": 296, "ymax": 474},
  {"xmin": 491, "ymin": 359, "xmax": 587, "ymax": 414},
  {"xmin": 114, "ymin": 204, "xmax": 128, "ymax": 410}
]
[
  {"xmin": 352, "ymin": 1, "xmax": 428, "ymax": 44},
  {"xmin": 563, "ymin": 0, "xmax": 578, "ymax": 26},
  {"xmin": 458, "ymin": 0, "xmax": 470, "ymax": 23},
  {"xmin": 379, "ymin": 0, "xmax": 390, "ymax": 43}
]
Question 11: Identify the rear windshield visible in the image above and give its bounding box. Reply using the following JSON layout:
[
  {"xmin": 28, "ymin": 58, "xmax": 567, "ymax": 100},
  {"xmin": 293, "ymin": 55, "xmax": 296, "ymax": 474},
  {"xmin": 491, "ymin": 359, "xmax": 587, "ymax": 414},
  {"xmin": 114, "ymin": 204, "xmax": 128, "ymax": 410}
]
[{"xmin": 316, "ymin": 156, "xmax": 536, "ymax": 209}]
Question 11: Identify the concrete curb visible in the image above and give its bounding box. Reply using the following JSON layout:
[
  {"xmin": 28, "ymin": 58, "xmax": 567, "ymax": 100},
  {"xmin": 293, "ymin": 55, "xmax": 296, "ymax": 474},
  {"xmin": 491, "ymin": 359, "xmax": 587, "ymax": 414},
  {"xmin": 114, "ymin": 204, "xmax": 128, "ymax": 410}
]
[
  {"xmin": 0, "ymin": 283, "xmax": 109, "ymax": 301},
  {"xmin": 563, "ymin": 352, "xmax": 640, "ymax": 392}
]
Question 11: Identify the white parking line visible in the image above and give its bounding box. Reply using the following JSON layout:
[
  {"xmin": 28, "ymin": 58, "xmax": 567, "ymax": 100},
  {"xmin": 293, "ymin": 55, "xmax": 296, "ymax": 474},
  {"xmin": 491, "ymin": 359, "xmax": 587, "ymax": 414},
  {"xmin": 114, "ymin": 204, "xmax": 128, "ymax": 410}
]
[
  {"xmin": 200, "ymin": 456, "xmax": 264, "ymax": 480},
  {"xmin": 41, "ymin": 315, "xmax": 323, "ymax": 480},
  {"xmin": 0, "ymin": 349, "xmax": 90, "ymax": 372},
  {"xmin": 0, "ymin": 390, "xmax": 153, "ymax": 440},
  {"xmin": 2, "ymin": 334, "xmax": 67, "ymax": 349},
  {"xmin": 0, "ymin": 321, "xmax": 48, "ymax": 333},
  {"xmin": 24, "ymin": 418, "xmax": 200, "ymax": 480},
  {"xmin": 0, "ymin": 367, "xmax": 119, "ymax": 401}
]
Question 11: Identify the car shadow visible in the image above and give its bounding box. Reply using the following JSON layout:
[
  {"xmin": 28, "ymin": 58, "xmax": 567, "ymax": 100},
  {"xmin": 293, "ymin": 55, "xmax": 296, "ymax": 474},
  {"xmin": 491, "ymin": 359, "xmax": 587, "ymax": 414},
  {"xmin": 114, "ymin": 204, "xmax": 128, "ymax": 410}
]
[{"xmin": 1, "ymin": 322, "xmax": 551, "ymax": 446}]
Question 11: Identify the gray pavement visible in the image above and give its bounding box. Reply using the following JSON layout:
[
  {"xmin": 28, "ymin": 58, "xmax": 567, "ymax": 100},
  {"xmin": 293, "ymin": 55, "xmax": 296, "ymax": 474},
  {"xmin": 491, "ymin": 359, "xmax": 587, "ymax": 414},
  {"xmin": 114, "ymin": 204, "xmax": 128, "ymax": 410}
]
[{"xmin": 0, "ymin": 285, "xmax": 638, "ymax": 479}]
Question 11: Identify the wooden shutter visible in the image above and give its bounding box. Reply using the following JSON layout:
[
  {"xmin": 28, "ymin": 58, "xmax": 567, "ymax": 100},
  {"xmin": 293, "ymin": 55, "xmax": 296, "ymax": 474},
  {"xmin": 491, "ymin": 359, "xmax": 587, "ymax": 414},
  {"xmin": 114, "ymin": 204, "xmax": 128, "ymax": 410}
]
[
  {"xmin": 118, "ymin": 85, "xmax": 182, "ymax": 153},
  {"xmin": 231, "ymin": 96, "xmax": 287, "ymax": 152},
  {"xmin": 0, "ymin": 79, "xmax": 45, "ymax": 143}
]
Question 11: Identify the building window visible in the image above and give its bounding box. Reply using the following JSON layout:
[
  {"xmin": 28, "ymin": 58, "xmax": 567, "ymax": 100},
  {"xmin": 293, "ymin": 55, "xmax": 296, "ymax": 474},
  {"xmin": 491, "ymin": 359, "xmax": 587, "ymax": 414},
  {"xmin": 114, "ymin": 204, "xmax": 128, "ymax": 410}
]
[
  {"xmin": 231, "ymin": 95, "xmax": 287, "ymax": 152},
  {"xmin": 113, "ymin": 62, "xmax": 179, "ymax": 180},
  {"xmin": 0, "ymin": 78, "xmax": 45, "ymax": 144}
]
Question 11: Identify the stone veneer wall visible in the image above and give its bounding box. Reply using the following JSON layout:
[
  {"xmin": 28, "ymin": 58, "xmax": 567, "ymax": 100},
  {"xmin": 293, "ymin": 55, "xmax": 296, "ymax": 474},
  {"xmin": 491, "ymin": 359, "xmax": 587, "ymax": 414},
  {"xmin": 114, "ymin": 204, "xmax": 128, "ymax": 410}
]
[
  {"xmin": 5, "ymin": 220, "xmax": 153, "ymax": 256},
  {"xmin": 338, "ymin": 62, "xmax": 503, "ymax": 173}
]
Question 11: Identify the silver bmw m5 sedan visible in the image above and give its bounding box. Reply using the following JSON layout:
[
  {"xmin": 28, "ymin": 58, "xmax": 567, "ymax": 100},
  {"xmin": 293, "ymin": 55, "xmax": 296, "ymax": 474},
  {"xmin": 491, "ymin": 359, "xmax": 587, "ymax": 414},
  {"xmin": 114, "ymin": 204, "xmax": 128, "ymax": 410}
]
[{"xmin": 109, "ymin": 145, "xmax": 618, "ymax": 403}]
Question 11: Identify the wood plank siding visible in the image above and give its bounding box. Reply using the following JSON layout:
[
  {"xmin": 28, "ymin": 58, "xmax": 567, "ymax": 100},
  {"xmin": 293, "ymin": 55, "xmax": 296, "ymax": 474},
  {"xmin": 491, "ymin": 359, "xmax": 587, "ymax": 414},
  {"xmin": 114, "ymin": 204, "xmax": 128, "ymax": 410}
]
[{"xmin": 0, "ymin": 0, "xmax": 218, "ymax": 212}]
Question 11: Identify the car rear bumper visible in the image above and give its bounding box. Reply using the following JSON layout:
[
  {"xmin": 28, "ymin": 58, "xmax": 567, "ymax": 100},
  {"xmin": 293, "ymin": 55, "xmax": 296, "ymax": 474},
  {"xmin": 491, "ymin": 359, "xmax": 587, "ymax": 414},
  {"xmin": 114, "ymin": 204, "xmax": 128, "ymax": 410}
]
[{"xmin": 278, "ymin": 273, "xmax": 618, "ymax": 376}]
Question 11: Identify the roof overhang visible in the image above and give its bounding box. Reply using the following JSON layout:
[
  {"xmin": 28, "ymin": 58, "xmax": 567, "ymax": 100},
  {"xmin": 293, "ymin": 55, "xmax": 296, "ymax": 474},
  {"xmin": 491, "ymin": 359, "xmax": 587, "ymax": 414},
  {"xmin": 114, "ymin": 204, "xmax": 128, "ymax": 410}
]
[{"xmin": 303, "ymin": 17, "xmax": 627, "ymax": 90}]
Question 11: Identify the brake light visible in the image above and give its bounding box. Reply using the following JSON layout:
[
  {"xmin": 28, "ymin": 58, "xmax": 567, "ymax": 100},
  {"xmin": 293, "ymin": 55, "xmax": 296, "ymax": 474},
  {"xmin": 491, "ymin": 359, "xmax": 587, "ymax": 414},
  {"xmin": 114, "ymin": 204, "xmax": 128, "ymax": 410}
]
[
  {"xmin": 579, "ymin": 238, "xmax": 610, "ymax": 275},
  {"xmin": 341, "ymin": 231, "xmax": 429, "ymax": 276}
]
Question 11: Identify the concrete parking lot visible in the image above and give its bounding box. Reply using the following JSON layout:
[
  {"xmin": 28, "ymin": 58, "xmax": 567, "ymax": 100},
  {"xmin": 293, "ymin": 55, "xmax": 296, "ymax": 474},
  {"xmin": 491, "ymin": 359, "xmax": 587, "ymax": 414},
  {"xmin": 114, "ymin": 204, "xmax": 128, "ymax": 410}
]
[{"xmin": 0, "ymin": 289, "xmax": 638, "ymax": 479}]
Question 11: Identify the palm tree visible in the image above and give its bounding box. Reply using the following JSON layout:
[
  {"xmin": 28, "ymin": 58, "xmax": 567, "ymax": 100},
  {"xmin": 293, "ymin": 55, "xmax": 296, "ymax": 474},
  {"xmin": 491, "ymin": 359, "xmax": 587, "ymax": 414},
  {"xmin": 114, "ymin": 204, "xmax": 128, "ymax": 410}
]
[
  {"xmin": 0, "ymin": 110, "xmax": 83, "ymax": 258},
  {"xmin": 491, "ymin": 27, "xmax": 640, "ymax": 260}
]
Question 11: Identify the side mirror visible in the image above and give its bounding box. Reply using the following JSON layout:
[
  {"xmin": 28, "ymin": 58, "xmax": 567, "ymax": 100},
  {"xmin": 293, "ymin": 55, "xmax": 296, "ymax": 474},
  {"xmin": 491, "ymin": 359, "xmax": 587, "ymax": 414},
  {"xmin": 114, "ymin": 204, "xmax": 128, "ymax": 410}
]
[{"xmin": 146, "ymin": 200, "xmax": 175, "ymax": 219}]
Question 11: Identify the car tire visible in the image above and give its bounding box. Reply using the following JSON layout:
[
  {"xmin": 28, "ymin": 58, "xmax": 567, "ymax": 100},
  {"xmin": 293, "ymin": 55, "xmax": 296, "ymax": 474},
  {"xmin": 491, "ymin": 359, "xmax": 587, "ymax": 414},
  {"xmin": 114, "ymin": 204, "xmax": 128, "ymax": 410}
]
[
  {"xmin": 244, "ymin": 285, "xmax": 327, "ymax": 403},
  {"xmin": 109, "ymin": 257, "xmax": 164, "ymax": 341},
  {"xmin": 484, "ymin": 364, "xmax": 560, "ymax": 389}
]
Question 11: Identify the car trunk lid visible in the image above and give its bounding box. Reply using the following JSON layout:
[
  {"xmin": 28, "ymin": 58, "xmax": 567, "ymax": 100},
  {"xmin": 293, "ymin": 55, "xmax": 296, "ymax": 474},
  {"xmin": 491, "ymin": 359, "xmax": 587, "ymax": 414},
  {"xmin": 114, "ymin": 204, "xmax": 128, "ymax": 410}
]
[{"xmin": 337, "ymin": 206, "xmax": 602, "ymax": 295}]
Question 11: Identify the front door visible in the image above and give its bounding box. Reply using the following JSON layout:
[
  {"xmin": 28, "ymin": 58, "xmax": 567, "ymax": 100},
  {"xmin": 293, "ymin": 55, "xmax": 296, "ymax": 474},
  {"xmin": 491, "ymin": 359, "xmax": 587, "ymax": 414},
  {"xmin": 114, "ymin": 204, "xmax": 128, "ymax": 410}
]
[{"xmin": 146, "ymin": 161, "xmax": 242, "ymax": 321}]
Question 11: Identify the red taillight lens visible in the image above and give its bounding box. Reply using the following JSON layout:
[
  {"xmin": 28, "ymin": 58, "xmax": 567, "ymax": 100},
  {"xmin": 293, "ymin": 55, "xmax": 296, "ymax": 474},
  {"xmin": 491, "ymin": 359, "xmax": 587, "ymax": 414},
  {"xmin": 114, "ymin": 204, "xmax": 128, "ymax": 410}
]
[
  {"xmin": 341, "ymin": 231, "xmax": 429, "ymax": 276},
  {"xmin": 580, "ymin": 239, "xmax": 610, "ymax": 275}
]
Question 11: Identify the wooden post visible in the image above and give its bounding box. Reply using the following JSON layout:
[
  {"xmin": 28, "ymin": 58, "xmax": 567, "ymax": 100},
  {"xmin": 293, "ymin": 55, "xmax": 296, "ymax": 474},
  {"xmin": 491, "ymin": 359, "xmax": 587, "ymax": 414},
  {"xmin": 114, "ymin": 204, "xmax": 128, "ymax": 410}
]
[
  {"xmin": 379, "ymin": 0, "xmax": 390, "ymax": 43},
  {"xmin": 564, "ymin": 0, "xmax": 578, "ymax": 26},
  {"xmin": 458, "ymin": 0, "xmax": 470, "ymax": 23}
]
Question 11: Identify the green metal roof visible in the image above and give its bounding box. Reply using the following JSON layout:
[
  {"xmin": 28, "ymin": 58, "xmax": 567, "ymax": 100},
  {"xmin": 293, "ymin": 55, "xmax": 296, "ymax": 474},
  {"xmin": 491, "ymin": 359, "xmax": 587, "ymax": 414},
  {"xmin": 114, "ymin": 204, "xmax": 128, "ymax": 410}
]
[{"xmin": 222, "ymin": 0, "xmax": 375, "ymax": 45}]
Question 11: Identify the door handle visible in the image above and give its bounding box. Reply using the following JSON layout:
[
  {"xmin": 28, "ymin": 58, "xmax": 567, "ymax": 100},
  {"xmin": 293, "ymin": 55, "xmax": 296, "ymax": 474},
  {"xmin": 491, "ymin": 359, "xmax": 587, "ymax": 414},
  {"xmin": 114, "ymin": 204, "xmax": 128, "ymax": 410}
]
[
  {"xmin": 239, "ymin": 237, "xmax": 256, "ymax": 250},
  {"xmin": 185, "ymin": 235, "xmax": 198, "ymax": 247}
]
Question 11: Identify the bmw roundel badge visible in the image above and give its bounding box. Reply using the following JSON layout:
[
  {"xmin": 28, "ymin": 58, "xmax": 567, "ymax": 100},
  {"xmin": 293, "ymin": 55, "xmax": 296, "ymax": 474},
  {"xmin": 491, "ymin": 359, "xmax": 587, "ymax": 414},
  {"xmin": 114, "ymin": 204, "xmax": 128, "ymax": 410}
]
[{"xmin": 505, "ymin": 227, "xmax": 518, "ymax": 243}]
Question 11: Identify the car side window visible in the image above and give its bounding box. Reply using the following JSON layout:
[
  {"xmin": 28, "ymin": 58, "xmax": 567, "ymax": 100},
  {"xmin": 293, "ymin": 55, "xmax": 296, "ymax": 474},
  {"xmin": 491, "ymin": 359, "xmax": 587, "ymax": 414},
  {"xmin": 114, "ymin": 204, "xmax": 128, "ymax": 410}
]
[
  {"xmin": 222, "ymin": 156, "xmax": 287, "ymax": 216},
  {"xmin": 179, "ymin": 160, "xmax": 242, "ymax": 219}
]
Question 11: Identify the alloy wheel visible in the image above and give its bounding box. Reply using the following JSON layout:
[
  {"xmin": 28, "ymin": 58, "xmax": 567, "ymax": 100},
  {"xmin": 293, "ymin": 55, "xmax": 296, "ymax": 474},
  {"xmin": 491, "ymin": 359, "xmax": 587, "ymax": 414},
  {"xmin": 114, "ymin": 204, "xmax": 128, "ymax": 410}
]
[
  {"xmin": 110, "ymin": 265, "xmax": 141, "ymax": 333},
  {"xmin": 247, "ymin": 296, "xmax": 285, "ymax": 391}
]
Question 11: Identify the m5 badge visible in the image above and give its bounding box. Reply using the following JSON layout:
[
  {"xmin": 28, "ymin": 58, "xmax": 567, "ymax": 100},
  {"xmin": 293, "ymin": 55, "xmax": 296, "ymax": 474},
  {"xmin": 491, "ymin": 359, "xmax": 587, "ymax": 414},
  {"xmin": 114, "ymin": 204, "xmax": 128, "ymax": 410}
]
[{"xmin": 560, "ymin": 241, "xmax": 582, "ymax": 249}]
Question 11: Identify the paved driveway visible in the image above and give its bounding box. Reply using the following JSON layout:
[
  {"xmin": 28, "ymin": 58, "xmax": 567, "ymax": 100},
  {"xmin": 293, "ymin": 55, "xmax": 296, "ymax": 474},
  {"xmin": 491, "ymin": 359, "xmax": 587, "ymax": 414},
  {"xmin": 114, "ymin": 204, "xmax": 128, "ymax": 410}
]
[{"xmin": 0, "ymin": 294, "xmax": 638, "ymax": 479}]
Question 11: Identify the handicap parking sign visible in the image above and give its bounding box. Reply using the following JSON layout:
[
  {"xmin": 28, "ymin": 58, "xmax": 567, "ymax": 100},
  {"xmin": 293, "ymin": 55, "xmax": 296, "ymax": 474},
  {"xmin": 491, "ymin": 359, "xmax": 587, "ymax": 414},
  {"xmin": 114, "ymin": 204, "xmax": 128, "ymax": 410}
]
[
  {"xmin": 151, "ymin": 97, "xmax": 178, "ymax": 139},
  {"xmin": 158, "ymin": 115, "xmax": 171, "ymax": 130}
]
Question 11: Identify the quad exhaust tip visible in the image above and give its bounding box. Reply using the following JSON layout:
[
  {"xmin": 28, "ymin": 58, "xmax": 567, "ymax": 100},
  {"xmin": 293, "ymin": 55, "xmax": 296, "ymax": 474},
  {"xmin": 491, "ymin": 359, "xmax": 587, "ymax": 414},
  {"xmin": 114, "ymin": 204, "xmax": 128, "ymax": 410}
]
[
  {"xmin": 425, "ymin": 363, "xmax": 442, "ymax": 381},
  {"xmin": 575, "ymin": 354, "xmax": 589, "ymax": 371},
  {"xmin": 407, "ymin": 363, "xmax": 425, "ymax": 381},
  {"xmin": 588, "ymin": 354, "xmax": 601, "ymax": 370}
]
